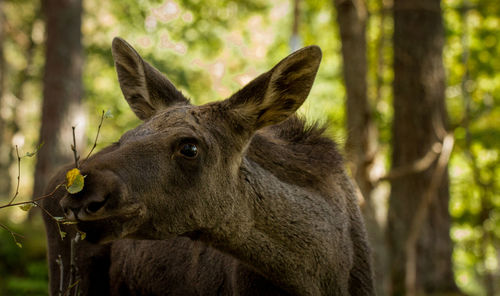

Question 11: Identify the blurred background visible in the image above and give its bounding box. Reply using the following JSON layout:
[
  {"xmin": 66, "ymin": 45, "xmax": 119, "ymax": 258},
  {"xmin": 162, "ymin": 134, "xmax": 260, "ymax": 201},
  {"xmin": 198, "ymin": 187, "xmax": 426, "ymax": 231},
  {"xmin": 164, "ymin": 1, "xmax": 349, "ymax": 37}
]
[{"xmin": 0, "ymin": 0, "xmax": 498, "ymax": 295}]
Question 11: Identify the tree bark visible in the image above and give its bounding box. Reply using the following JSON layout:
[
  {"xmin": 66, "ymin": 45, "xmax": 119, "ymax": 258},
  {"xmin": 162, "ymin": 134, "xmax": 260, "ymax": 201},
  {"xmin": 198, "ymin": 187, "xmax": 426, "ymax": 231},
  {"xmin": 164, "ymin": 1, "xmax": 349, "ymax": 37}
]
[
  {"xmin": 0, "ymin": 0, "xmax": 12, "ymax": 200},
  {"xmin": 388, "ymin": 0, "xmax": 458, "ymax": 294},
  {"xmin": 33, "ymin": 0, "xmax": 83, "ymax": 201},
  {"xmin": 333, "ymin": 0, "xmax": 385, "ymax": 295},
  {"xmin": 290, "ymin": 0, "xmax": 301, "ymax": 52},
  {"xmin": 1, "ymin": 3, "xmax": 40, "ymax": 201}
]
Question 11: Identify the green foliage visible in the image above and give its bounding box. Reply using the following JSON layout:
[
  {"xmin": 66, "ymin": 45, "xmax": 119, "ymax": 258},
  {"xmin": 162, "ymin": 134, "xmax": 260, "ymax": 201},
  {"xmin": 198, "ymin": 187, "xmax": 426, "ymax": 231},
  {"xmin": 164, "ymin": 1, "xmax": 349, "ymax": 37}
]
[
  {"xmin": 0, "ymin": 220, "xmax": 48, "ymax": 296},
  {"xmin": 444, "ymin": 0, "xmax": 500, "ymax": 294}
]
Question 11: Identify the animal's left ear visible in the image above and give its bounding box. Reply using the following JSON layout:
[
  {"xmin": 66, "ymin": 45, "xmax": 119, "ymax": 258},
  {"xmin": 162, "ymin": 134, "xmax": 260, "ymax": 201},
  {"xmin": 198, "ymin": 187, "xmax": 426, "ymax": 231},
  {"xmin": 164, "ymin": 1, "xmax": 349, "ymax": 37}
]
[{"xmin": 223, "ymin": 46, "xmax": 321, "ymax": 130}]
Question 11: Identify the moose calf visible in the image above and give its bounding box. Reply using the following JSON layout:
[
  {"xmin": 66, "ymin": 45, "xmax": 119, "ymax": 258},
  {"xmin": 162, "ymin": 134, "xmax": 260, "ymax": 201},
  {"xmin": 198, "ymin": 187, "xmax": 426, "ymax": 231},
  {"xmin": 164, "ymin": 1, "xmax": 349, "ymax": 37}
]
[{"xmin": 42, "ymin": 38, "xmax": 374, "ymax": 295}]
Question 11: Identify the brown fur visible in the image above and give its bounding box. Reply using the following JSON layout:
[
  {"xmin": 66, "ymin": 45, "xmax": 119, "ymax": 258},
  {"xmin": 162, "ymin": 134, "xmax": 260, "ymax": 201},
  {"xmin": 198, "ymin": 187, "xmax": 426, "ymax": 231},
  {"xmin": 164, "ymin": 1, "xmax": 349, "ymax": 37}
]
[{"xmin": 42, "ymin": 38, "xmax": 374, "ymax": 295}]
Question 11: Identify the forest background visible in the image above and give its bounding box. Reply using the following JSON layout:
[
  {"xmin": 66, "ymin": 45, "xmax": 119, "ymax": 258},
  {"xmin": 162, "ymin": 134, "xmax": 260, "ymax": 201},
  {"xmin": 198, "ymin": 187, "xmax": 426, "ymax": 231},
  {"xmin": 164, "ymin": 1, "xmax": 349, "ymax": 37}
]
[{"xmin": 0, "ymin": 0, "xmax": 498, "ymax": 295}]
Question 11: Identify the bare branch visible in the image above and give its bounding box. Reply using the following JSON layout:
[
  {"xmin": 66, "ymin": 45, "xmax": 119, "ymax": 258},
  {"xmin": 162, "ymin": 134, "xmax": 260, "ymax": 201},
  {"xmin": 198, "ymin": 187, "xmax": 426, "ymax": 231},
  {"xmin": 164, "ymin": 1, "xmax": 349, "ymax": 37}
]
[
  {"xmin": 0, "ymin": 222, "xmax": 25, "ymax": 248},
  {"xmin": 33, "ymin": 201, "xmax": 57, "ymax": 221},
  {"xmin": 56, "ymin": 254, "xmax": 64, "ymax": 296},
  {"xmin": 81, "ymin": 110, "xmax": 105, "ymax": 166},
  {"xmin": 71, "ymin": 126, "xmax": 79, "ymax": 168},
  {"xmin": 7, "ymin": 145, "xmax": 21, "ymax": 205},
  {"xmin": 374, "ymin": 141, "xmax": 442, "ymax": 183},
  {"xmin": 404, "ymin": 133, "xmax": 454, "ymax": 296},
  {"xmin": 63, "ymin": 279, "xmax": 80, "ymax": 296},
  {"xmin": 0, "ymin": 183, "xmax": 63, "ymax": 210},
  {"xmin": 0, "ymin": 222, "xmax": 24, "ymax": 238},
  {"xmin": 68, "ymin": 233, "xmax": 76, "ymax": 295}
]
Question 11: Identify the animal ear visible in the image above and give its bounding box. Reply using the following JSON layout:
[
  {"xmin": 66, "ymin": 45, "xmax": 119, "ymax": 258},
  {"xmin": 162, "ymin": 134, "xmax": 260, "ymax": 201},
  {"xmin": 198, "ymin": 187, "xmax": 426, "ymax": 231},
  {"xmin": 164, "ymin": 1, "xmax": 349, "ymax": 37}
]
[
  {"xmin": 224, "ymin": 46, "xmax": 321, "ymax": 130},
  {"xmin": 111, "ymin": 37, "xmax": 189, "ymax": 120}
]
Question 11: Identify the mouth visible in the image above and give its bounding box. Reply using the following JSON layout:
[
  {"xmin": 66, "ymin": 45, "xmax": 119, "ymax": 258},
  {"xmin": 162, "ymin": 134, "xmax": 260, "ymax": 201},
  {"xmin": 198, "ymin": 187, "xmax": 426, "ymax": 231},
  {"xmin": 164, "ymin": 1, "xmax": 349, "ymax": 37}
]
[
  {"xmin": 76, "ymin": 218, "xmax": 124, "ymax": 244},
  {"xmin": 75, "ymin": 210, "xmax": 142, "ymax": 244}
]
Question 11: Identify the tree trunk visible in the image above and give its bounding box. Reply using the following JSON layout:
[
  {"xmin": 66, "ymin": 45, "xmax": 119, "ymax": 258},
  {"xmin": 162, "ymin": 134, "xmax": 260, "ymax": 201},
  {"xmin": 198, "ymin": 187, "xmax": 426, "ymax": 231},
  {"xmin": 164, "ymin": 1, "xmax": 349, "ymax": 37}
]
[
  {"xmin": 290, "ymin": 0, "xmax": 301, "ymax": 52},
  {"xmin": 33, "ymin": 0, "xmax": 83, "ymax": 201},
  {"xmin": 1, "ymin": 2, "xmax": 40, "ymax": 201},
  {"xmin": 333, "ymin": 0, "xmax": 385, "ymax": 295},
  {"xmin": 388, "ymin": 0, "xmax": 458, "ymax": 294},
  {"xmin": 0, "ymin": 0, "xmax": 12, "ymax": 200}
]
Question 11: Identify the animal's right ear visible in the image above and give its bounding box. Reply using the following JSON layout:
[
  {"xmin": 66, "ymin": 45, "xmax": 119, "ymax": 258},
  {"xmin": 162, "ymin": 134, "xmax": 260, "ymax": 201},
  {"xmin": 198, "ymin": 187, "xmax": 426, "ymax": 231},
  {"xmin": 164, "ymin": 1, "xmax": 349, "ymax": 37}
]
[{"xmin": 111, "ymin": 37, "xmax": 189, "ymax": 120}]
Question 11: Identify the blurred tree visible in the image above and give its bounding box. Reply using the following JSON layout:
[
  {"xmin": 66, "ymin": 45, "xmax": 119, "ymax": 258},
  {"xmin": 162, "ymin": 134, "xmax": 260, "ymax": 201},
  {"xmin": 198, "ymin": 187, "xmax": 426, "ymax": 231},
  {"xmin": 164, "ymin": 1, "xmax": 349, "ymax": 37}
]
[
  {"xmin": 32, "ymin": 0, "xmax": 83, "ymax": 202},
  {"xmin": 387, "ymin": 0, "xmax": 459, "ymax": 295},
  {"xmin": 290, "ymin": 0, "xmax": 302, "ymax": 51},
  {"xmin": 332, "ymin": 0, "xmax": 385, "ymax": 295},
  {"xmin": 0, "ymin": 0, "xmax": 10, "ymax": 199},
  {"xmin": 0, "ymin": 0, "xmax": 41, "ymax": 201}
]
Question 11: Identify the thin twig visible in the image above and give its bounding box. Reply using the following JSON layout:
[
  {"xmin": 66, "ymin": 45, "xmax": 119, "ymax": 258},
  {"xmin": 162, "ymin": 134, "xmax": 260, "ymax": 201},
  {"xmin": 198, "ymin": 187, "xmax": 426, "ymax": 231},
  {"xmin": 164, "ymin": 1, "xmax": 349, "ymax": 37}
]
[
  {"xmin": 32, "ymin": 201, "xmax": 59, "ymax": 221},
  {"xmin": 0, "ymin": 183, "xmax": 63, "ymax": 210},
  {"xmin": 73, "ymin": 281, "xmax": 80, "ymax": 296},
  {"xmin": 56, "ymin": 221, "xmax": 66, "ymax": 240},
  {"xmin": 34, "ymin": 201, "xmax": 68, "ymax": 240},
  {"xmin": 7, "ymin": 145, "xmax": 21, "ymax": 205},
  {"xmin": 0, "ymin": 184, "xmax": 65, "ymax": 246},
  {"xmin": 0, "ymin": 222, "xmax": 25, "ymax": 248},
  {"xmin": 0, "ymin": 222, "xmax": 25, "ymax": 239},
  {"xmin": 61, "ymin": 232, "xmax": 81, "ymax": 296},
  {"xmin": 68, "ymin": 236, "xmax": 75, "ymax": 296},
  {"xmin": 0, "ymin": 144, "xmax": 55, "ymax": 245},
  {"xmin": 81, "ymin": 110, "xmax": 105, "ymax": 166},
  {"xmin": 71, "ymin": 126, "xmax": 79, "ymax": 168},
  {"xmin": 68, "ymin": 233, "xmax": 76, "ymax": 295},
  {"xmin": 56, "ymin": 254, "xmax": 64, "ymax": 296},
  {"xmin": 72, "ymin": 233, "xmax": 82, "ymax": 296},
  {"xmin": 63, "ymin": 279, "xmax": 81, "ymax": 296}
]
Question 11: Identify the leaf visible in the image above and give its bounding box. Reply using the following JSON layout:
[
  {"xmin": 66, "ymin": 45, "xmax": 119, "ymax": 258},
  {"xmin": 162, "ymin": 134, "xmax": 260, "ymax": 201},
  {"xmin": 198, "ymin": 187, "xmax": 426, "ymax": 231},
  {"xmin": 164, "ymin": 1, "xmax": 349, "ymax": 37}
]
[
  {"xmin": 66, "ymin": 168, "xmax": 84, "ymax": 194},
  {"xmin": 53, "ymin": 216, "xmax": 65, "ymax": 221},
  {"xmin": 66, "ymin": 168, "xmax": 80, "ymax": 187},
  {"xmin": 78, "ymin": 231, "xmax": 86, "ymax": 240},
  {"xmin": 24, "ymin": 142, "xmax": 44, "ymax": 158},
  {"xmin": 67, "ymin": 174, "xmax": 85, "ymax": 194},
  {"xmin": 16, "ymin": 242, "xmax": 22, "ymax": 248},
  {"xmin": 62, "ymin": 221, "xmax": 78, "ymax": 225},
  {"xmin": 24, "ymin": 151, "xmax": 36, "ymax": 157},
  {"xmin": 59, "ymin": 231, "xmax": 67, "ymax": 239},
  {"xmin": 19, "ymin": 203, "xmax": 33, "ymax": 211},
  {"xmin": 104, "ymin": 109, "xmax": 113, "ymax": 119}
]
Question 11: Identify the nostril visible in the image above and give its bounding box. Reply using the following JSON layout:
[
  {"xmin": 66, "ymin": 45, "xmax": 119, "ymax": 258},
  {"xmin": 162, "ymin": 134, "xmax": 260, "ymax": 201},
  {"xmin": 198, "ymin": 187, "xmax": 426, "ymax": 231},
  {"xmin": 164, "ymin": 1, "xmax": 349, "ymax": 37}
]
[
  {"xmin": 62, "ymin": 206, "xmax": 78, "ymax": 221},
  {"xmin": 85, "ymin": 200, "xmax": 107, "ymax": 215}
]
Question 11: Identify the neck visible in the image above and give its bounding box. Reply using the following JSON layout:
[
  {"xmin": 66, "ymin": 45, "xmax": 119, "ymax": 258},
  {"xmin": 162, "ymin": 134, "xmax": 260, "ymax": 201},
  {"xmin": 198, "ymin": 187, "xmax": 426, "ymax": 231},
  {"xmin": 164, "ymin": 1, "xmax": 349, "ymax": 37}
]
[{"xmin": 207, "ymin": 158, "xmax": 352, "ymax": 296}]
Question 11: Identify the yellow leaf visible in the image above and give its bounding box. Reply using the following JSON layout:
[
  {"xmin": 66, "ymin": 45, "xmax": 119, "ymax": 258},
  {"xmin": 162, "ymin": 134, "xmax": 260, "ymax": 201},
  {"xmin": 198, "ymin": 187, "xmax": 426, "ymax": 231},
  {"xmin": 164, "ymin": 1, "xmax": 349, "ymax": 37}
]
[
  {"xmin": 66, "ymin": 168, "xmax": 80, "ymax": 187},
  {"xmin": 66, "ymin": 168, "xmax": 84, "ymax": 194}
]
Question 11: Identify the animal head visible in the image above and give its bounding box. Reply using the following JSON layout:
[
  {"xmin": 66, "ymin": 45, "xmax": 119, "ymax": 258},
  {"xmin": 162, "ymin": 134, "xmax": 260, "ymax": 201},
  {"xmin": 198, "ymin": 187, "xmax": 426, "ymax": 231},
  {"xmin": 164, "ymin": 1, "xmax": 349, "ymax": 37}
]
[{"xmin": 60, "ymin": 38, "xmax": 322, "ymax": 243}]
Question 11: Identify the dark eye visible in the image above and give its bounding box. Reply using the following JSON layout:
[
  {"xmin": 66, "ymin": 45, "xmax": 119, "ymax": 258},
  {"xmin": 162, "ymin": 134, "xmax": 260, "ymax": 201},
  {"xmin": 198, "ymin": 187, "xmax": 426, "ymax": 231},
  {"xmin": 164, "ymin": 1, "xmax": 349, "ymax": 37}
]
[{"xmin": 179, "ymin": 143, "xmax": 198, "ymax": 158}]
